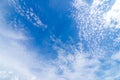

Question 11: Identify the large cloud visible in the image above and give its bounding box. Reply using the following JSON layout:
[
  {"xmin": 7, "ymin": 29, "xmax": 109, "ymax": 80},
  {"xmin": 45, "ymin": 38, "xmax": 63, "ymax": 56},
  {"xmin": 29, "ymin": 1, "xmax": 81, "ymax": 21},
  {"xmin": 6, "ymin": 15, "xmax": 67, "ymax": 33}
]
[
  {"xmin": 71, "ymin": 0, "xmax": 120, "ymax": 80},
  {"xmin": 0, "ymin": 1, "xmax": 40, "ymax": 80}
]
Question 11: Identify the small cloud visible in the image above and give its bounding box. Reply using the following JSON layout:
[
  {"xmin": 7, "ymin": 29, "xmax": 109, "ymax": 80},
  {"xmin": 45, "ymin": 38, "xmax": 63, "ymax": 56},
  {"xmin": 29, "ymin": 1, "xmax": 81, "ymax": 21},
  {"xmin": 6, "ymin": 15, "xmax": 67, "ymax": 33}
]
[{"xmin": 8, "ymin": 0, "xmax": 47, "ymax": 28}]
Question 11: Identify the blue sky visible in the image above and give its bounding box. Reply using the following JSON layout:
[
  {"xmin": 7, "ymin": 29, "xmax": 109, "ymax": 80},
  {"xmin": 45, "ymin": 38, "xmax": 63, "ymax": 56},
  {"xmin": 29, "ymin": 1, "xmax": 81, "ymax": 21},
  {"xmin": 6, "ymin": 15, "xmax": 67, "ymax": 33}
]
[
  {"xmin": 1, "ymin": 0, "xmax": 120, "ymax": 80},
  {"xmin": 6, "ymin": 0, "xmax": 79, "ymax": 59}
]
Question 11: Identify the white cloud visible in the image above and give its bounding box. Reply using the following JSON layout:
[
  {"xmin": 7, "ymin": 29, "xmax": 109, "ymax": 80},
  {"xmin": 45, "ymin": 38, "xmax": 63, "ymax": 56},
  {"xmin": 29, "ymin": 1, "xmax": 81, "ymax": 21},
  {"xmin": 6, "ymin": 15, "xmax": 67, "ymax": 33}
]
[
  {"xmin": 111, "ymin": 51, "xmax": 120, "ymax": 61},
  {"xmin": 0, "ymin": 2, "xmax": 40, "ymax": 79},
  {"xmin": 0, "ymin": 22, "xmax": 38, "ymax": 80},
  {"xmin": 1, "ymin": 0, "xmax": 120, "ymax": 80},
  {"xmin": 8, "ymin": 0, "xmax": 47, "ymax": 28},
  {"xmin": 104, "ymin": 0, "xmax": 120, "ymax": 28},
  {"xmin": 71, "ymin": 0, "xmax": 120, "ymax": 80}
]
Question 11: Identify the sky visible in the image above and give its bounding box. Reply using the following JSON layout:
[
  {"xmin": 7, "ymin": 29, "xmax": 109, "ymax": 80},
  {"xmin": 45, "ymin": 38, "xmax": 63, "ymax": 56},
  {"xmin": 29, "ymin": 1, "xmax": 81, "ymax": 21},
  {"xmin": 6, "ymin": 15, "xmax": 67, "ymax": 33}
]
[{"xmin": 0, "ymin": 0, "xmax": 120, "ymax": 80}]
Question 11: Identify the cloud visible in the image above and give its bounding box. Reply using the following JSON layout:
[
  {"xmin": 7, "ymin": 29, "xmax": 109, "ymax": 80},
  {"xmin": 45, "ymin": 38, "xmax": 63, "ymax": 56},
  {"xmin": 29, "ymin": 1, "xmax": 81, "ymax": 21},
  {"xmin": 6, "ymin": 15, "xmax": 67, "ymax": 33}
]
[
  {"xmin": 104, "ymin": 0, "xmax": 120, "ymax": 28},
  {"xmin": 71, "ymin": 0, "xmax": 120, "ymax": 80},
  {"xmin": 1, "ymin": 0, "xmax": 120, "ymax": 80},
  {"xmin": 0, "ymin": 20, "xmax": 37, "ymax": 80},
  {"xmin": 0, "ymin": 1, "xmax": 41, "ymax": 79},
  {"xmin": 8, "ymin": 0, "xmax": 47, "ymax": 28}
]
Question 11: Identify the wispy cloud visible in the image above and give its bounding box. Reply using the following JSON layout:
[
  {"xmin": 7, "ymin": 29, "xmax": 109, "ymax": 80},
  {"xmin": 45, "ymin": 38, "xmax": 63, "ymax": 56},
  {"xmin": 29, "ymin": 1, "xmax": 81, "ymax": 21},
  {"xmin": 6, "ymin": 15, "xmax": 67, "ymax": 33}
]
[
  {"xmin": 8, "ymin": 0, "xmax": 47, "ymax": 28},
  {"xmin": 0, "ymin": 1, "xmax": 40, "ymax": 79},
  {"xmin": 0, "ymin": 21, "xmax": 37, "ymax": 80},
  {"xmin": 1, "ymin": 0, "xmax": 120, "ymax": 80}
]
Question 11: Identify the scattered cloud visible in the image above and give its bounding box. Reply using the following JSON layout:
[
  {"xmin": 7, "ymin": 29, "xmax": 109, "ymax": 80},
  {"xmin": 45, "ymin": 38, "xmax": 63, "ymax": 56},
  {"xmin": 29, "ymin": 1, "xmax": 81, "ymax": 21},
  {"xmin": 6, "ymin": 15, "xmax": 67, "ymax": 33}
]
[
  {"xmin": 1, "ymin": 0, "xmax": 120, "ymax": 80},
  {"xmin": 8, "ymin": 0, "xmax": 47, "ymax": 28}
]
